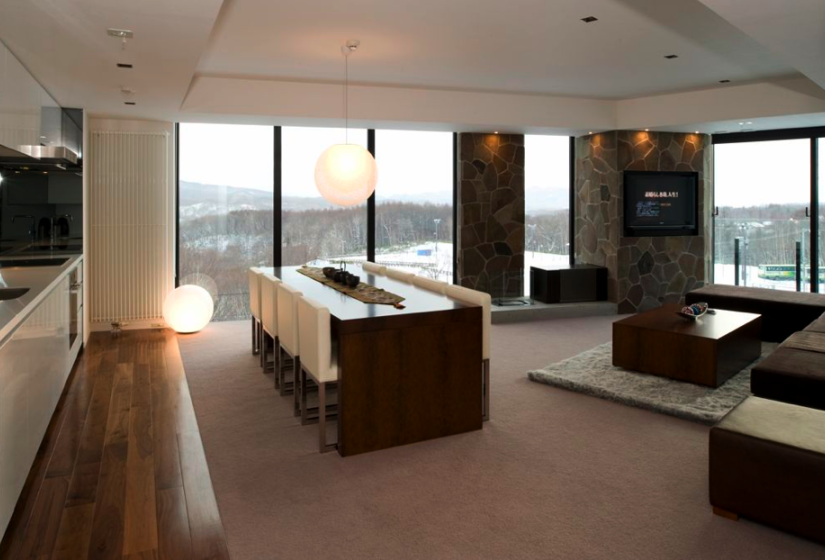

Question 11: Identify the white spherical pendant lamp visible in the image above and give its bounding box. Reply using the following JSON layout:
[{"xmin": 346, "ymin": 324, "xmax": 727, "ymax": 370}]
[
  {"xmin": 315, "ymin": 143, "xmax": 377, "ymax": 206},
  {"xmin": 163, "ymin": 285, "xmax": 214, "ymax": 334},
  {"xmin": 315, "ymin": 40, "xmax": 377, "ymax": 207}
]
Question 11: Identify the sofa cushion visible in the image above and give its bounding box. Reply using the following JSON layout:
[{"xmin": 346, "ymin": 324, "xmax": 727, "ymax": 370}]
[
  {"xmin": 804, "ymin": 312, "xmax": 825, "ymax": 334},
  {"xmin": 686, "ymin": 285, "xmax": 825, "ymax": 342},
  {"xmin": 710, "ymin": 396, "xmax": 825, "ymax": 545},
  {"xmin": 751, "ymin": 336, "xmax": 825, "ymax": 411}
]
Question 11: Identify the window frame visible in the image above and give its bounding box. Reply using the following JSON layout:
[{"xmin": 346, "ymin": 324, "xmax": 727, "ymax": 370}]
[{"xmin": 712, "ymin": 127, "xmax": 824, "ymax": 292}]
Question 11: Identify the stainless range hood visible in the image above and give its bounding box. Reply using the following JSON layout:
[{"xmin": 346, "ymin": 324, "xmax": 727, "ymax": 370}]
[{"xmin": 17, "ymin": 145, "xmax": 79, "ymax": 166}]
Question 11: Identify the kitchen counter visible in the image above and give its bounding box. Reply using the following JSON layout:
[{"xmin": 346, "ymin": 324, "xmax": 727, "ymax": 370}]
[{"xmin": 0, "ymin": 254, "xmax": 82, "ymax": 342}]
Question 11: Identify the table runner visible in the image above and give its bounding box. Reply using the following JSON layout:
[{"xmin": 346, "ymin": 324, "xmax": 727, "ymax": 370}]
[{"xmin": 297, "ymin": 266, "xmax": 406, "ymax": 307}]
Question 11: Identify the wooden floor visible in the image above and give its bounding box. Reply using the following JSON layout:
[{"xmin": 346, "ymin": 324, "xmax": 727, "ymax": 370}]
[{"xmin": 0, "ymin": 329, "xmax": 230, "ymax": 560}]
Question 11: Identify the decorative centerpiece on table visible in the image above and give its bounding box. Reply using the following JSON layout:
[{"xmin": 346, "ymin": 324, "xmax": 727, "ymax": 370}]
[
  {"xmin": 678, "ymin": 302, "xmax": 709, "ymax": 320},
  {"xmin": 301, "ymin": 263, "xmax": 406, "ymax": 308}
]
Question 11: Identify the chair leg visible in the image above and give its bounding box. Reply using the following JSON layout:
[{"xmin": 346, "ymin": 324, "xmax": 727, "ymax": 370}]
[
  {"xmin": 259, "ymin": 322, "xmax": 265, "ymax": 365},
  {"xmin": 483, "ymin": 358, "xmax": 491, "ymax": 422},
  {"xmin": 251, "ymin": 317, "xmax": 257, "ymax": 355},
  {"xmin": 274, "ymin": 346, "xmax": 282, "ymax": 390},
  {"xmin": 318, "ymin": 382, "xmax": 336, "ymax": 453},
  {"xmin": 301, "ymin": 368, "xmax": 309, "ymax": 425},
  {"xmin": 294, "ymin": 356, "xmax": 301, "ymax": 417}
]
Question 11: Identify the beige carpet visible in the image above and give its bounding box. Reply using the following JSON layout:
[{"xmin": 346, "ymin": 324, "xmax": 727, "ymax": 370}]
[{"xmin": 177, "ymin": 317, "xmax": 825, "ymax": 560}]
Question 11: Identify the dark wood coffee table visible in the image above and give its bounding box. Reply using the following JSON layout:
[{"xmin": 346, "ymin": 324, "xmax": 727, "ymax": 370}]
[{"xmin": 613, "ymin": 304, "xmax": 762, "ymax": 388}]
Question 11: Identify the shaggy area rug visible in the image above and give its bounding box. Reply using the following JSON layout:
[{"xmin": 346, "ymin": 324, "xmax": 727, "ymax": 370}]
[{"xmin": 528, "ymin": 342, "xmax": 777, "ymax": 425}]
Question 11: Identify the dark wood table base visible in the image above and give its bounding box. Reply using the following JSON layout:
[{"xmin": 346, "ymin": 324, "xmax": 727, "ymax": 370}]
[{"xmin": 613, "ymin": 305, "xmax": 762, "ymax": 388}]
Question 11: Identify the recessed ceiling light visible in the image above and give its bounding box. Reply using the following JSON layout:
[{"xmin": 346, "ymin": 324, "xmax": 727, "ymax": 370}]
[
  {"xmin": 719, "ymin": 79, "xmax": 731, "ymax": 83},
  {"xmin": 107, "ymin": 28, "xmax": 133, "ymax": 39},
  {"xmin": 644, "ymin": 128, "xmax": 649, "ymax": 132},
  {"xmin": 124, "ymin": 101, "xmax": 136, "ymax": 105},
  {"xmin": 117, "ymin": 63, "xmax": 133, "ymax": 69},
  {"xmin": 581, "ymin": 16, "xmax": 598, "ymax": 23},
  {"xmin": 695, "ymin": 131, "xmax": 700, "ymax": 134},
  {"xmin": 664, "ymin": 54, "xmax": 679, "ymax": 59},
  {"xmin": 494, "ymin": 131, "xmax": 499, "ymax": 134},
  {"xmin": 589, "ymin": 131, "xmax": 593, "ymax": 135},
  {"xmin": 739, "ymin": 122, "xmax": 744, "ymax": 125},
  {"xmin": 746, "ymin": 121, "xmax": 752, "ymax": 125}
]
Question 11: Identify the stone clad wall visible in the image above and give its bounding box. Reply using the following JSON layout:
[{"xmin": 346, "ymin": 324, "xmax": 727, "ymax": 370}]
[
  {"xmin": 575, "ymin": 131, "xmax": 712, "ymax": 313},
  {"xmin": 457, "ymin": 133, "xmax": 525, "ymax": 298}
]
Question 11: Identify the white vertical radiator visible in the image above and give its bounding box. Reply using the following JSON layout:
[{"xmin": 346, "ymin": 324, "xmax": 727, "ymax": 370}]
[{"xmin": 88, "ymin": 130, "xmax": 170, "ymax": 327}]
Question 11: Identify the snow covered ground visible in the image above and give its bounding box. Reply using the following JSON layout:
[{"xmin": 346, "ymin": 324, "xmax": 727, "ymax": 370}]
[{"xmin": 713, "ymin": 264, "xmax": 814, "ymax": 292}]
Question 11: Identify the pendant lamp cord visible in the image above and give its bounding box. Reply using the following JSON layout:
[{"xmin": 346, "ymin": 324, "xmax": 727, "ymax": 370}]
[{"xmin": 344, "ymin": 49, "xmax": 349, "ymax": 144}]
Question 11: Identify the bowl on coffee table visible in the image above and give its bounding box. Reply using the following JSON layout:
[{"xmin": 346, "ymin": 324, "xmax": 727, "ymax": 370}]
[{"xmin": 678, "ymin": 302, "xmax": 708, "ymax": 320}]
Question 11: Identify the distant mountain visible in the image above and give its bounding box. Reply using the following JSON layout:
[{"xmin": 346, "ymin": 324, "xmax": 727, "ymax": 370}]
[
  {"xmin": 525, "ymin": 187, "xmax": 569, "ymax": 215},
  {"xmin": 180, "ymin": 180, "xmax": 559, "ymax": 219},
  {"xmin": 179, "ymin": 181, "xmax": 336, "ymax": 219}
]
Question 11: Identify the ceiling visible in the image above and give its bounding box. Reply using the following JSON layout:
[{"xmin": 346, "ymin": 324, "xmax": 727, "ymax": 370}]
[
  {"xmin": 0, "ymin": 0, "xmax": 821, "ymax": 133},
  {"xmin": 198, "ymin": 0, "xmax": 795, "ymax": 99},
  {"xmin": 0, "ymin": 0, "xmax": 222, "ymax": 119}
]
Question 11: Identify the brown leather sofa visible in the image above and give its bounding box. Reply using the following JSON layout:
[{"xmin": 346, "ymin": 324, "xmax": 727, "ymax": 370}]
[
  {"xmin": 686, "ymin": 284, "xmax": 825, "ymax": 342},
  {"xmin": 709, "ymin": 396, "xmax": 825, "ymax": 545},
  {"xmin": 688, "ymin": 285, "xmax": 825, "ymax": 543},
  {"xmin": 686, "ymin": 284, "xmax": 825, "ymax": 409}
]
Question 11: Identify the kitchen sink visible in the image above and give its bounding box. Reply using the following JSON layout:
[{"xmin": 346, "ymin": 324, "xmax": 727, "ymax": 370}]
[
  {"xmin": 0, "ymin": 258, "xmax": 69, "ymax": 269},
  {"xmin": 0, "ymin": 288, "xmax": 29, "ymax": 301}
]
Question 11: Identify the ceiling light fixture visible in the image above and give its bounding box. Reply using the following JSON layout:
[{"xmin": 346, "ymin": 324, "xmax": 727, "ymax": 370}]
[
  {"xmin": 117, "ymin": 63, "xmax": 133, "ymax": 69},
  {"xmin": 0, "ymin": 172, "xmax": 3, "ymax": 185},
  {"xmin": 314, "ymin": 40, "xmax": 377, "ymax": 207},
  {"xmin": 719, "ymin": 79, "xmax": 731, "ymax": 83},
  {"xmin": 125, "ymin": 101, "xmax": 136, "ymax": 105},
  {"xmin": 664, "ymin": 54, "xmax": 678, "ymax": 59},
  {"xmin": 494, "ymin": 131, "xmax": 499, "ymax": 135},
  {"xmin": 644, "ymin": 128, "xmax": 649, "ymax": 132},
  {"xmin": 695, "ymin": 131, "xmax": 700, "ymax": 134},
  {"xmin": 581, "ymin": 16, "xmax": 598, "ymax": 23}
]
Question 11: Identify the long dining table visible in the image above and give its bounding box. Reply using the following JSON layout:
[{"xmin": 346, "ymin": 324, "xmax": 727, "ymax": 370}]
[{"xmin": 262, "ymin": 264, "xmax": 483, "ymax": 457}]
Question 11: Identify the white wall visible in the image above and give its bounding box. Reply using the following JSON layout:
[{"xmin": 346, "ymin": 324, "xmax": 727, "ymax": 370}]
[{"xmin": 86, "ymin": 117, "xmax": 175, "ymax": 331}]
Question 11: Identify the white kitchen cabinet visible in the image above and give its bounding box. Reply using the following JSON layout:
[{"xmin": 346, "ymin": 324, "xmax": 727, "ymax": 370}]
[{"xmin": 0, "ymin": 265, "xmax": 75, "ymax": 536}]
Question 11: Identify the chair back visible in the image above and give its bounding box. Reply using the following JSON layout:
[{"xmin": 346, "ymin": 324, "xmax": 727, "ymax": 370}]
[
  {"xmin": 385, "ymin": 268, "xmax": 415, "ymax": 283},
  {"xmin": 261, "ymin": 274, "xmax": 281, "ymax": 337},
  {"xmin": 362, "ymin": 261, "xmax": 387, "ymax": 275},
  {"xmin": 412, "ymin": 275, "xmax": 448, "ymax": 295},
  {"xmin": 446, "ymin": 284, "xmax": 491, "ymax": 360},
  {"xmin": 248, "ymin": 267, "xmax": 264, "ymax": 320},
  {"xmin": 276, "ymin": 282, "xmax": 302, "ymax": 355},
  {"xmin": 297, "ymin": 296, "xmax": 337, "ymax": 384}
]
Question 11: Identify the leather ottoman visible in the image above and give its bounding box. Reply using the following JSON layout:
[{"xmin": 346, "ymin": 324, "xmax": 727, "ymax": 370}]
[
  {"xmin": 751, "ymin": 331, "xmax": 825, "ymax": 411},
  {"xmin": 710, "ymin": 396, "xmax": 825, "ymax": 544}
]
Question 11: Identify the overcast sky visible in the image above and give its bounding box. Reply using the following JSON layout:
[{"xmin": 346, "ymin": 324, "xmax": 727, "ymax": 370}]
[
  {"xmin": 180, "ymin": 123, "xmax": 569, "ymax": 201},
  {"xmin": 715, "ymin": 139, "xmax": 811, "ymax": 207}
]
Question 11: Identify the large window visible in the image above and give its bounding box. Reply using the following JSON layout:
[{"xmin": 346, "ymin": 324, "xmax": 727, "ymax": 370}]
[
  {"xmin": 178, "ymin": 123, "xmax": 274, "ymax": 321},
  {"xmin": 374, "ymin": 130, "xmax": 453, "ymax": 281},
  {"xmin": 820, "ymin": 138, "xmax": 825, "ymax": 292},
  {"xmin": 281, "ymin": 127, "xmax": 368, "ymax": 266},
  {"xmin": 714, "ymin": 139, "xmax": 811, "ymax": 291},
  {"xmin": 525, "ymin": 135, "xmax": 570, "ymax": 295}
]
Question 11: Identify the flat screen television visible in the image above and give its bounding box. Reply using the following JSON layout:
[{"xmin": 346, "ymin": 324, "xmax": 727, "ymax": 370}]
[{"xmin": 623, "ymin": 171, "xmax": 698, "ymax": 237}]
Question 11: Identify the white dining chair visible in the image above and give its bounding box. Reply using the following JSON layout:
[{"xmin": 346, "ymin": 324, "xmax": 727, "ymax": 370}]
[
  {"xmin": 385, "ymin": 268, "xmax": 415, "ymax": 283},
  {"xmin": 445, "ymin": 284, "xmax": 492, "ymax": 421},
  {"xmin": 412, "ymin": 275, "xmax": 449, "ymax": 295},
  {"xmin": 248, "ymin": 267, "xmax": 264, "ymax": 357},
  {"xmin": 297, "ymin": 295, "xmax": 339, "ymax": 453},
  {"xmin": 362, "ymin": 261, "xmax": 387, "ymax": 275},
  {"xmin": 260, "ymin": 273, "xmax": 281, "ymax": 376},
  {"xmin": 276, "ymin": 282, "xmax": 302, "ymax": 406}
]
